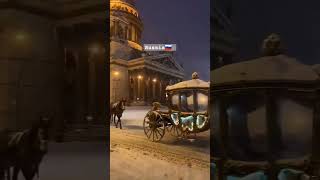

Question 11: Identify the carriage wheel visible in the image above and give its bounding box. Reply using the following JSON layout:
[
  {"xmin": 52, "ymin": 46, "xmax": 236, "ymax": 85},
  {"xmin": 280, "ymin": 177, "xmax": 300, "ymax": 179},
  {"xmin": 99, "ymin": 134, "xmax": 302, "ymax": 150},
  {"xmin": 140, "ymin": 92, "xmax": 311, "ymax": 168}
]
[
  {"xmin": 168, "ymin": 125, "xmax": 183, "ymax": 137},
  {"xmin": 143, "ymin": 112, "xmax": 165, "ymax": 142}
]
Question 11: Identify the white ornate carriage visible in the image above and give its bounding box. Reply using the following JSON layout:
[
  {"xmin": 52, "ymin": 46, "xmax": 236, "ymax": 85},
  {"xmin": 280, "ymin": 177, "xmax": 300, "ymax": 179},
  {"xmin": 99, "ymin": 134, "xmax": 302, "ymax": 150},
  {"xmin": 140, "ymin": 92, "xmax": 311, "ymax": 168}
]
[{"xmin": 143, "ymin": 72, "xmax": 210, "ymax": 142}]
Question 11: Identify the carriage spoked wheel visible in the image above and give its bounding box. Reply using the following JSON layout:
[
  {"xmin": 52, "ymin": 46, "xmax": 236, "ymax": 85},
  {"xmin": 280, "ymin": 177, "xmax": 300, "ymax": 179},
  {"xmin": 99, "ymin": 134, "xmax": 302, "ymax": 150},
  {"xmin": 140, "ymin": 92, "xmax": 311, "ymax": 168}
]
[
  {"xmin": 143, "ymin": 111, "xmax": 165, "ymax": 142},
  {"xmin": 167, "ymin": 124, "xmax": 183, "ymax": 138}
]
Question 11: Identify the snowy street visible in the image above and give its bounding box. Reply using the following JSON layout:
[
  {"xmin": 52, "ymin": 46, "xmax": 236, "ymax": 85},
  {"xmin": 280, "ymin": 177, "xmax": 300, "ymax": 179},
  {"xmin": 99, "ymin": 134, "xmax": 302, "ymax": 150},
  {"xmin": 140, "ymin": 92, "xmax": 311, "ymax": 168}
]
[
  {"xmin": 20, "ymin": 142, "xmax": 108, "ymax": 180},
  {"xmin": 110, "ymin": 106, "xmax": 210, "ymax": 180}
]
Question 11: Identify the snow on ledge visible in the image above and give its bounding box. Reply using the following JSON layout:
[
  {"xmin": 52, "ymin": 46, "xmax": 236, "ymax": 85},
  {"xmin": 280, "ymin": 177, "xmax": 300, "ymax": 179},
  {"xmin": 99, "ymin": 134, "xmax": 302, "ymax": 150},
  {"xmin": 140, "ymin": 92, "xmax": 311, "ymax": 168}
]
[
  {"xmin": 212, "ymin": 55, "xmax": 319, "ymax": 85},
  {"xmin": 166, "ymin": 79, "xmax": 209, "ymax": 91}
]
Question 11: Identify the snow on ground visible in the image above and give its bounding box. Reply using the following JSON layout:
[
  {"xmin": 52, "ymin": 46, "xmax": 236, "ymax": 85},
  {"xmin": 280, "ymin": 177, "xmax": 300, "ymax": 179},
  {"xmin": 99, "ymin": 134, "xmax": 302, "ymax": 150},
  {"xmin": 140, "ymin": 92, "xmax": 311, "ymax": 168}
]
[
  {"xmin": 121, "ymin": 106, "xmax": 152, "ymax": 126},
  {"xmin": 110, "ymin": 128, "xmax": 210, "ymax": 180},
  {"xmin": 17, "ymin": 142, "xmax": 108, "ymax": 180},
  {"xmin": 110, "ymin": 106, "xmax": 210, "ymax": 180},
  {"xmin": 111, "ymin": 146, "xmax": 209, "ymax": 180}
]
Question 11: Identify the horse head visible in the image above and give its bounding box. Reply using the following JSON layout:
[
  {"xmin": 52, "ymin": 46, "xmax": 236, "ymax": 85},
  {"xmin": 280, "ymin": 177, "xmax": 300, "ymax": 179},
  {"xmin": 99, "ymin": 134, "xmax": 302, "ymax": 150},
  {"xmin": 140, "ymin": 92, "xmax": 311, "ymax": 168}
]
[
  {"xmin": 30, "ymin": 116, "xmax": 50, "ymax": 154},
  {"xmin": 120, "ymin": 98, "xmax": 127, "ymax": 111}
]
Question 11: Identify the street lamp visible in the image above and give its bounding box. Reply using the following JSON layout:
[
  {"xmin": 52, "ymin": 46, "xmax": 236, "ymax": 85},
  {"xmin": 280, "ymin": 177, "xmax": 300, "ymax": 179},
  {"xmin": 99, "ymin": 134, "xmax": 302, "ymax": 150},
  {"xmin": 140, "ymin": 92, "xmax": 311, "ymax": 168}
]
[
  {"xmin": 88, "ymin": 43, "xmax": 104, "ymax": 55},
  {"xmin": 15, "ymin": 31, "xmax": 27, "ymax": 41},
  {"xmin": 113, "ymin": 71, "xmax": 120, "ymax": 76},
  {"xmin": 152, "ymin": 78, "xmax": 157, "ymax": 83}
]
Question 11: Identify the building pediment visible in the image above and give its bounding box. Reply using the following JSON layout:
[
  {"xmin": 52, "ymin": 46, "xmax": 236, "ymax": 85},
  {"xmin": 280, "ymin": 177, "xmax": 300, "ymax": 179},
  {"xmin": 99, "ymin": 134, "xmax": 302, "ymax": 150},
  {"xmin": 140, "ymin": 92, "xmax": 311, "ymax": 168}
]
[{"xmin": 128, "ymin": 54, "xmax": 185, "ymax": 79}]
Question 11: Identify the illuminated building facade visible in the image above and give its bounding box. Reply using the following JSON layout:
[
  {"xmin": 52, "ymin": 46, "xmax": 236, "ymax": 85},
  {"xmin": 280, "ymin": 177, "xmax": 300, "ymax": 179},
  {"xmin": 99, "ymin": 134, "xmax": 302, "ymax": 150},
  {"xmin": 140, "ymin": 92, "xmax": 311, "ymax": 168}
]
[{"xmin": 110, "ymin": 0, "xmax": 185, "ymax": 105}]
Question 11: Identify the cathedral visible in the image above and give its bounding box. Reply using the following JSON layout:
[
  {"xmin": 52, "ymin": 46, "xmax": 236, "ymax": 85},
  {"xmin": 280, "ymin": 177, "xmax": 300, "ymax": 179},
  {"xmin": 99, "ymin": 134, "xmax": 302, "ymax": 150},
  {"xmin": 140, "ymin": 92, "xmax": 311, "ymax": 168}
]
[{"xmin": 110, "ymin": 0, "xmax": 185, "ymax": 105}]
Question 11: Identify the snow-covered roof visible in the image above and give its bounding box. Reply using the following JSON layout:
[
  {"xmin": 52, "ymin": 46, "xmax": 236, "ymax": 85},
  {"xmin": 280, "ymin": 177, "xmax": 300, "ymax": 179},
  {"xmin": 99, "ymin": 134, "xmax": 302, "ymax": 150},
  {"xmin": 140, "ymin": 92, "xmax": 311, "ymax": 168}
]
[
  {"xmin": 212, "ymin": 55, "xmax": 319, "ymax": 85},
  {"xmin": 166, "ymin": 79, "xmax": 209, "ymax": 91}
]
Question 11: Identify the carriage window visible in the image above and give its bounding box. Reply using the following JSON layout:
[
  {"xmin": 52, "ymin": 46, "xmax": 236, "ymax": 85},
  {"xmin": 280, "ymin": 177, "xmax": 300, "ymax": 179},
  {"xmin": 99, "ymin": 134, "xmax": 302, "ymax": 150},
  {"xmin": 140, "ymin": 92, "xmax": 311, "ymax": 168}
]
[
  {"xmin": 171, "ymin": 93, "xmax": 179, "ymax": 110},
  {"xmin": 276, "ymin": 97, "xmax": 313, "ymax": 159},
  {"xmin": 226, "ymin": 94, "xmax": 267, "ymax": 161},
  {"xmin": 197, "ymin": 92, "xmax": 208, "ymax": 112},
  {"xmin": 180, "ymin": 91, "xmax": 194, "ymax": 112}
]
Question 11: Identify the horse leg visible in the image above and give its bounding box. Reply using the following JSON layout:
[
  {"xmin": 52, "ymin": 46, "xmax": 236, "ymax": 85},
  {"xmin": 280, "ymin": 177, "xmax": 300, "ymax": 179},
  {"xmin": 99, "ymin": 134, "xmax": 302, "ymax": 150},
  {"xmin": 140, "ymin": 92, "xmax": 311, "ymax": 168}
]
[
  {"xmin": 21, "ymin": 166, "xmax": 34, "ymax": 180},
  {"xmin": 110, "ymin": 113, "xmax": 113, "ymax": 125},
  {"xmin": 12, "ymin": 166, "xmax": 20, "ymax": 180},
  {"xmin": 118, "ymin": 116, "xmax": 122, "ymax": 129},
  {"xmin": 0, "ymin": 169, "xmax": 4, "ymax": 180},
  {"xmin": 114, "ymin": 114, "xmax": 117, "ymax": 128},
  {"xmin": 6, "ymin": 167, "xmax": 10, "ymax": 180}
]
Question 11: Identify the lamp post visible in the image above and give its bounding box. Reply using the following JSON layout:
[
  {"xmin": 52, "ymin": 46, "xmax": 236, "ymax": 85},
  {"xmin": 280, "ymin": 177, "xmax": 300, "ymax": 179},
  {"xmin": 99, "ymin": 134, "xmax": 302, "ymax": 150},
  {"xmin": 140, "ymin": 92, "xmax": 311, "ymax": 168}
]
[
  {"xmin": 137, "ymin": 75, "xmax": 143, "ymax": 101},
  {"xmin": 152, "ymin": 78, "xmax": 157, "ymax": 100}
]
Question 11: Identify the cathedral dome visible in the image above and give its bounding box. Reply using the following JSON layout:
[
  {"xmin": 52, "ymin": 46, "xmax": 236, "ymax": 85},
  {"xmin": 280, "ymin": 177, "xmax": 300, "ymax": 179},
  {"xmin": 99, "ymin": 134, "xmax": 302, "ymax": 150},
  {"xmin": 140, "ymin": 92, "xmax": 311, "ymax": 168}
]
[
  {"xmin": 110, "ymin": 0, "xmax": 143, "ymax": 57},
  {"xmin": 111, "ymin": 0, "xmax": 136, "ymax": 6}
]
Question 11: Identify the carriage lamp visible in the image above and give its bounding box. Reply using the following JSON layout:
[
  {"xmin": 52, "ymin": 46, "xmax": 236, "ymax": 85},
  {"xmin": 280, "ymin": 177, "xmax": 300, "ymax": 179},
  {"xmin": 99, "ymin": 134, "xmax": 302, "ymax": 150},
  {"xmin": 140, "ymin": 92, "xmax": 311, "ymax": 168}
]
[{"xmin": 152, "ymin": 78, "xmax": 157, "ymax": 82}]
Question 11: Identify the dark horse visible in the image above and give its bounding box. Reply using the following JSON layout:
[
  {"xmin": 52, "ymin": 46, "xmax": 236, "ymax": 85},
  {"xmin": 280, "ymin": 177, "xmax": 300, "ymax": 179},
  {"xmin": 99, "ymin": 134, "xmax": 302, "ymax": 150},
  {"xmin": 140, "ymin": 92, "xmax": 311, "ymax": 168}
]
[
  {"xmin": 110, "ymin": 99, "xmax": 126, "ymax": 129},
  {"xmin": 0, "ymin": 116, "xmax": 50, "ymax": 180}
]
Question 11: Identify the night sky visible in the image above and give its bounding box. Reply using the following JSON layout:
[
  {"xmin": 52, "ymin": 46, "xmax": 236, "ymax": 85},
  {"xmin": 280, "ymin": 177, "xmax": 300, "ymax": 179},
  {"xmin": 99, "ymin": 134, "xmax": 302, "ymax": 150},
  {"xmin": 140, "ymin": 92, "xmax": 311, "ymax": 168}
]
[
  {"xmin": 232, "ymin": 1, "xmax": 320, "ymax": 65},
  {"xmin": 136, "ymin": 0, "xmax": 210, "ymax": 80}
]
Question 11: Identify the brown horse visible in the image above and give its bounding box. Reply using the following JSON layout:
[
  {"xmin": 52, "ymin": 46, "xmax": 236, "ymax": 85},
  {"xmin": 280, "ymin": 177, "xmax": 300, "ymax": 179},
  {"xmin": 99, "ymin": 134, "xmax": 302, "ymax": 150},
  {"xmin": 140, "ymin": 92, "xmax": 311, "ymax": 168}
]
[
  {"xmin": 0, "ymin": 117, "xmax": 50, "ymax": 180},
  {"xmin": 110, "ymin": 99, "xmax": 126, "ymax": 129}
]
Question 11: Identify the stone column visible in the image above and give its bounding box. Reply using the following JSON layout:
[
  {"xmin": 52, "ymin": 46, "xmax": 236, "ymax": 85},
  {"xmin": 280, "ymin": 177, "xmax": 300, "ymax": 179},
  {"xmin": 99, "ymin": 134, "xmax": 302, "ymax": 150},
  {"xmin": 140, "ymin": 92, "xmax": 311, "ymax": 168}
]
[
  {"xmin": 114, "ymin": 21, "xmax": 118, "ymax": 38},
  {"xmin": 111, "ymin": 20, "xmax": 115, "ymax": 37},
  {"xmin": 141, "ymin": 72, "xmax": 145, "ymax": 102},
  {"xmin": 137, "ymin": 75, "xmax": 141, "ymax": 101},
  {"xmin": 152, "ymin": 80, "xmax": 156, "ymax": 100},
  {"xmin": 131, "ymin": 25, "xmax": 135, "ymax": 42},
  {"xmin": 88, "ymin": 54, "xmax": 96, "ymax": 117},
  {"xmin": 133, "ymin": 72, "xmax": 137, "ymax": 101},
  {"xmin": 124, "ymin": 26, "xmax": 128, "ymax": 39},
  {"xmin": 128, "ymin": 24, "xmax": 132, "ymax": 41},
  {"xmin": 146, "ymin": 77, "xmax": 150, "ymax": 103},
  {"xmin": 126, "ymin": 26, "xmax": 129, "ymax": 40},
  {"xmin": 159, "ymin": 81, "xmax": 162, "ymax": 102}
]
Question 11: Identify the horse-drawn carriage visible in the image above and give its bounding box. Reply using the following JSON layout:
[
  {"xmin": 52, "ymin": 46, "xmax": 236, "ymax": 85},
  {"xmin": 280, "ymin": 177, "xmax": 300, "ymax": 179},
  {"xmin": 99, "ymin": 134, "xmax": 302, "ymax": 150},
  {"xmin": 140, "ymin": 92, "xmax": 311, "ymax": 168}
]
[{"xmin": 143, "ymin": 72, "xmax": 210, "ymax": 142}]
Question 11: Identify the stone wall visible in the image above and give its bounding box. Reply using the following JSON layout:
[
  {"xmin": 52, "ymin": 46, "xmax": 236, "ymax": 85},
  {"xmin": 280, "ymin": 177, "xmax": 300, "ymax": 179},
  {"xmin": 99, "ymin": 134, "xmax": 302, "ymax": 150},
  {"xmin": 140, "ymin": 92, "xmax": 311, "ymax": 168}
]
[{"xmin": 0, "ymin": 9, "xmax": 63, "ymax": 130}]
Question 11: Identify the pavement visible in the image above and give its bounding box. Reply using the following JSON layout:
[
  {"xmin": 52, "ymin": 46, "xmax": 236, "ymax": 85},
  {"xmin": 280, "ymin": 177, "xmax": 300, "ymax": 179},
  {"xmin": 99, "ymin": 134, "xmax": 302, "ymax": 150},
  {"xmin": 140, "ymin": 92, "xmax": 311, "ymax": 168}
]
[{"xmin": 15, "ymin": 142, "xmax": 108, "ymax": 180}]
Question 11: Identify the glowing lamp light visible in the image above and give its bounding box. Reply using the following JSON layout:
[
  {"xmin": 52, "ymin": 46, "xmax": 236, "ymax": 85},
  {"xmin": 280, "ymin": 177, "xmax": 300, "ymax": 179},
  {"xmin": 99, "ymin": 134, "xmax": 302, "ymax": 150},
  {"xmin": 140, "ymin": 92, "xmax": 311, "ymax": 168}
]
[
  {"xmin": 16, "ymin": 33, "xmax": 25, "ymax": 41},
  {"xmin": 138, "ymin": 75, "xmax": 143, "ymax": 79},
  {"xmin": 15, "ymin": 31, "xmax": 27, "ymax": 42},
  {"xmin": 88, "ymin": 44, "xmax": 103, "ymax": 54},
  {"xmin": 113, "ymin": 71, "xmax": 120, "ymax": 76},
  {"xmin": 152, "ymin": 78, "xmax": 157, "ymax": 82}
]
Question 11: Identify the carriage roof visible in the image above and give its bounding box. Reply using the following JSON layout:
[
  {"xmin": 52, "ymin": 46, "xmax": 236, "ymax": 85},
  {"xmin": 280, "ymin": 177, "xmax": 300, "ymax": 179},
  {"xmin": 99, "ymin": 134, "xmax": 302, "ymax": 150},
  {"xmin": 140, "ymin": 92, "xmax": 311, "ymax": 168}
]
[{"xmin": 166, "ymin": 72, "xmax": 209, "ymax": 91}]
